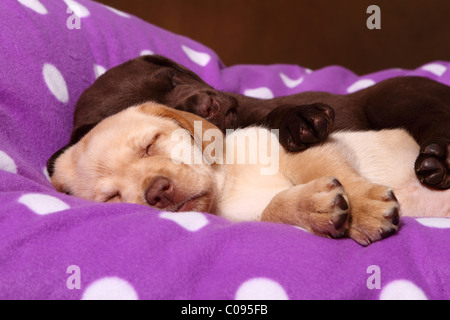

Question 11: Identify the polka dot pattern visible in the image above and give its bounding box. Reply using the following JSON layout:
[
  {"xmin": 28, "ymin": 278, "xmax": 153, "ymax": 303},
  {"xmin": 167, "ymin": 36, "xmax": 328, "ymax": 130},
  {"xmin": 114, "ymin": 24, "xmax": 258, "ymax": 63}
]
[
  {"xmin": 422, "ymin": 63, "xmax": 447, "ymax": 77},
  {"xmin": 42, "ymin": 63, "xmax": 69, "ymax": 103},
  {"xmin": 18, "ymin": 0, "xmax": 48, "ymax": 15},
  {"xmin": 380, "ymin": 280, "xmax": 427, "ymax": 300},
  {"xmin": 159, "ymin": 211, "xmax": 209, "ymax": 232},
  {"xmin": 416, "ymin": 217, "xmax": 450, "ymax": 228},
  {"xmin": 235, "ymin": 278, "xmax": 289, "ymax": 300},
  {"xmin": 1, "ymin": 0, "xmax": 450, "ymax": 300},
  {"xmin": 140, "ymin": 49, "xmax": 154, "ymax": 56},
  {"xmin": 244, "ymin": 87, "xmax": 274, "ymax": 99},
  {"xmin": 82, "ymin": 277, "xmax": 138, "ymax": 300},
  {"xmin": 103, "ymin": 5, "xmax": 131, "ymax": 18},
  {"xmin": 347, "ymin": 79, "xmax": 376, "ymax": 93},
  {"xmin": 63, "ymin": 0, "xmax": 90, "ymax": 18},
  {"xmin": 181, "ymin": 45, "xmax": 211, "ymax": 67},
  {"xmin": 18, "ymin": 193, "xmax": 70, "ymax": 215},
  {"xmin": 42, "ymin": 167, "xmax": 51, "ymax": 182},
  {"xmin": 93, "ymin": 64, "xmax": 106, "ymax": 78},
  {"xmin": 279, "ymin": 72, "xmax": 303, "ymax": 88},
  {"xmin": 0, "ymin": 150, "xmax": 17, "ymax": 174}
]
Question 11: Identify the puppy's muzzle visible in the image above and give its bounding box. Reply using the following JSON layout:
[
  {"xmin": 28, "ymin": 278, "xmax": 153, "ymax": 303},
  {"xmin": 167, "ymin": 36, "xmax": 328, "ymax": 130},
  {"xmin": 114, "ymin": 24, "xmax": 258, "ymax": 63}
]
[{"xmin": 146, "ymin": 176, "xmax": 174, "ymax": 209}]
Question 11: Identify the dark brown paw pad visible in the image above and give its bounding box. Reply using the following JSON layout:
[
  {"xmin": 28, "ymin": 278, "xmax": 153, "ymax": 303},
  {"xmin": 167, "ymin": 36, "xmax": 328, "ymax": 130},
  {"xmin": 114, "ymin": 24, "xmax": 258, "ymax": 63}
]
[
  {"xmin": 331, "ymin": 211, "xmax": 349, "ymax": 230},
  {"xmin": 327, "ymin": 194, "xmax": 350, "ymax": 238},
  {"xmin": 415, "ymin": 140, "xmax": 450, "ymax": 190},
  {"xmin": 333, "ymin": 194, "xmax": 349, "ymax": 212},
  {"xmin": 380, "ymin": 227, "xmax": 396, "ymax": 239},
  {"xmin": 384, "ymin": 207, "xmax": 400, "ymax": 226},
  {"xmin": 284, "ymin": 103, "xmax": 335, "ymax": 152}
]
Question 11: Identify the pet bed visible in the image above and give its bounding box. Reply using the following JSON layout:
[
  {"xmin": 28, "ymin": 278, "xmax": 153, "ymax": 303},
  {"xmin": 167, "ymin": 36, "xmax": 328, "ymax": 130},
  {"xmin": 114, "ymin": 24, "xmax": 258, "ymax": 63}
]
[{"xmin": 0, "ymin": 0, "xmax": 449, "ymax": 300}]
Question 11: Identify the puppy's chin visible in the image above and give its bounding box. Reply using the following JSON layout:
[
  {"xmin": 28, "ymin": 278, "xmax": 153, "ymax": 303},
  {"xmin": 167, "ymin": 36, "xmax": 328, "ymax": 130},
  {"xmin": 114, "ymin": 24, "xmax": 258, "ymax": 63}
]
[
  {"xmin": 140, "ymin": 192, "xmax": 214, "ymax": 213},
  {"xmin": 176, "ymin": 199, "xmax": 208, "ymax": 212},
  {"xmin": 174, "ymin": 192, "xmax": 215, "ymax": 213}
]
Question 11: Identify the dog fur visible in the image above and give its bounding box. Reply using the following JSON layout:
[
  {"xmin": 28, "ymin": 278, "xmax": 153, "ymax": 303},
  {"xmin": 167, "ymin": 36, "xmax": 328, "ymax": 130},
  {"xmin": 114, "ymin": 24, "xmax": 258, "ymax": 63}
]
[
  {"xmin": 49, "ymin": 102, "xmax": 450, "ymax": 246},
  {"xmin": 51, "ymin": 55, "xmax": 450, "ymax": 191}
]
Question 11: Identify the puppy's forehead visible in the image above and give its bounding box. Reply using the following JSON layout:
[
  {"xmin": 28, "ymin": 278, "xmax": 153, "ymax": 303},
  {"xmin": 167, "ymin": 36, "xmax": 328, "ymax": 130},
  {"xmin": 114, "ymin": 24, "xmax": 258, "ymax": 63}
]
[
  {"xmin": 89, "ymin": 107, "xmax": 179, "ymax": 139},
  {"xmin": 67, "ymin": 108, "xmax": 183, "ymax": 174},
  {"xmin": 142, "ymin": 55, "xmax": 203, "ymax": 81}
]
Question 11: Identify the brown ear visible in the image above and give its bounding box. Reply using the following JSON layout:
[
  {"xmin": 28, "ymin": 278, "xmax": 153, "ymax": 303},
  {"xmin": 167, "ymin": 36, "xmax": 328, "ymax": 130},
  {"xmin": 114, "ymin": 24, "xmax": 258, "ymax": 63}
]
[{"xmin": 138, "ymin": 102, "xmax": 221, "ymax": 152}]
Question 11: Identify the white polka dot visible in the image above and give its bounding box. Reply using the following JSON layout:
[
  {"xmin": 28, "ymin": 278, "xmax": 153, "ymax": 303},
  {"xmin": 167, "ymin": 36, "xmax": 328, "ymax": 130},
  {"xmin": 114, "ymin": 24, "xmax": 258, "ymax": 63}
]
[
  {"xmin": 82, "ymin": 277, "xmax": 138, "ymax": 300},
  {"xmin": 18, "ymin": 0, "xmax": 48, "ymax": 14},
  {"xmin": 0, "ymin": 150, "xmax": 17, "ymax": 174},
  {"xmin": 416, "ymin": 217, "xmax": 450, "ymax": 229},
  {"xmin": 63, "ymin": 0, "xmax": 90, "ymax": 18},
  {"xmin": 159, "ymin": 211, "xmax": 209, "ymax": 232},
  {"xmin": 181, "ymin": 45, "xmax": 211, "ymax": 67},
  {"xmin": 104, "ymin": 5, "xmax": 131, "ymax": 18},
  {"xmin": 43, "ymin": 63, "xmax": 69, "ymax": 103},
  {"xmin": 235, "ymin": 278, "xmax": 289, "ymax": 300},
  {"xmin": 380, "ymin": 280, "xmax": 427, "ymax": 300},
  {"xmin": 305, "ymin": 68, "xmax": 313, "ymax": 74},
  {"xmin": 93, "ymin": 64, "xmax": 106, "ymax": 78},
  {"xmin": 244, "ymin": 87, "xmax": 274, "ymax": 99},
  {"xmin": 422, "ymin": 63, "xmax": 447, "ymax": 77},
  {"xmin": 42, "ymin": 167, "xmax": 51, "ymax": 182},
  {"xmin": 293, "ymin": 226, "xmax": 310, "ymax": 233},
  {"xmin": 347, "ymin": 79, "xmax": 376, "ymax": 93},
  {"xmin": 280, "ymin": 73, "xmax": 304, "ymax": 88},
  {"xmin": 140, "ymin": 50, "xmax": 154, "ymax": 56},
  {"xmin": 18, "ymin": 193, "xmax": 70, "ymax": 215}
]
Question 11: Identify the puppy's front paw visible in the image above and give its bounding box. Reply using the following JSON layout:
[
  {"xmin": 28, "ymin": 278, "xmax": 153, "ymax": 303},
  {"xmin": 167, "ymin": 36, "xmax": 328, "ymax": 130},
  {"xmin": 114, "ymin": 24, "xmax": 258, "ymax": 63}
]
[
  {"xmin": 415, "ymin": 138, "xmax": 450, "ymax": 190},
  {"xmin": 301, "ymin": 177, "xmax": 350, "ymax": 238},
  {"xmin": 269, "ymin": 103, "xmax": 334, "ymax": 152},
  {"xmin": 348, "ymin": 185, "xmax": 400, "ymax": 246}
]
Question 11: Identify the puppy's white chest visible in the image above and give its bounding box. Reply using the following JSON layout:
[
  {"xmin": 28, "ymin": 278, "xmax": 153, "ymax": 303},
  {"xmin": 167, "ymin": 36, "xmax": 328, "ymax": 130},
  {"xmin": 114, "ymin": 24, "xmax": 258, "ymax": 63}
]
[
  {"xmin": 217, "ymin": 168, "xmax": 292, "ymax": 222},
  {"xmin": 216, "ymin": 127, "xmax": 292, "ymax": 222}
]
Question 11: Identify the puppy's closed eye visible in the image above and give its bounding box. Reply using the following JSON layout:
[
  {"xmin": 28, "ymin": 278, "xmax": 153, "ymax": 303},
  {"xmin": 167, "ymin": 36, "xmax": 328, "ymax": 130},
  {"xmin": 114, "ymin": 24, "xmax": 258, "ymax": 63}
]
[
  {"xmin": 154, "ymin": 69, "xmax": 178, "ymax": 89},
  {"xmin": 104, "ymin": 192, "xmax": 121, "ymax": 203},
  {"xmin": 142, "ymin": 133, "xmax": 161, "ymax": 157},
  {"xmin": 170, "ymin": 74, "xmax": 183, "ymax": 88}
]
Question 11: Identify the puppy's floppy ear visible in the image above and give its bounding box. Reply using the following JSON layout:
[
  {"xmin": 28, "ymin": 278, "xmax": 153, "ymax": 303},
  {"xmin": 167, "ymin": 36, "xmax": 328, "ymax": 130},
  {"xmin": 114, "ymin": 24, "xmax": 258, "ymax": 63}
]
[
  {"xmin": 140, "ymin": 55, "xmax": 205, "ymax": 83},
  {"xmin": 47, "ymin": 123, "xmax": 99, "ymax": 178},
  {"xmin": 69, "ymin": 123, "xmax": 99, "ymax": 145},
  {"xmin": 138, "ymin": 102, "xmax": 222, "ymax": 162},
  {"xmin": 47, "ymin": 145, "xmax": 70, "ymax": 177}
]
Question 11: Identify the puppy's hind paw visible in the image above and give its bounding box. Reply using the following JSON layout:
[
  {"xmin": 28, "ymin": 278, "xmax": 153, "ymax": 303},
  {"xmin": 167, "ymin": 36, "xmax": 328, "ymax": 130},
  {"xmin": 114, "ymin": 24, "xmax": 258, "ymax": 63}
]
[
  {"xmin": 307, "ymin": 177, "xmax": 351, "ymax": 239},
  {"xmin": 415, "ymin": 138, "xmax": 450, "ymax": 190},
  {"xmin": 348, "ymin": 186, "xmax": 400, "ymax": 246}
]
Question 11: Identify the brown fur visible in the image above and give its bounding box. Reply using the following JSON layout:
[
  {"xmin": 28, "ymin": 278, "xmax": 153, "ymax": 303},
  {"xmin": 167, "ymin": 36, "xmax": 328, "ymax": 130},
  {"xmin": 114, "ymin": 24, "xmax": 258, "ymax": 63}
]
[{"xmin": 48, "ymin": 55, "xmax": 450, "ymax": 190}]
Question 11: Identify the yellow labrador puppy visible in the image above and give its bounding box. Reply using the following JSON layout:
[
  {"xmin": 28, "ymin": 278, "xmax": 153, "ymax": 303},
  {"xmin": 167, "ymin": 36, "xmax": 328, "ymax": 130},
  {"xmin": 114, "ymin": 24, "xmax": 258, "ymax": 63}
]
[{"xmin": 49, "ymin": 102, "xmax": 450, "ymax": 245}]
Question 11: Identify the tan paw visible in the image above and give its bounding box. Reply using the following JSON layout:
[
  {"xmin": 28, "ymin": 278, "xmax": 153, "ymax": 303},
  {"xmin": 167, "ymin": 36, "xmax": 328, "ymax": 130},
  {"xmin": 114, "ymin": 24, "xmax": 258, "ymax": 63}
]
[
  {"xmin": 298, "ymin": 176, "xmax": 351, "ymax": 238},
  {"xmin": 348, "ymin": 184, "xmax": 400, "ymax": 246}
]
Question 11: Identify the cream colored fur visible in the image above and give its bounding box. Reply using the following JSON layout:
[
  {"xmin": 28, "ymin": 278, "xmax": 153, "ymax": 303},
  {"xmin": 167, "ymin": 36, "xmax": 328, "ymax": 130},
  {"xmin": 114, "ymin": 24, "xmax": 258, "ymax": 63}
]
[{"xmin": 51, "ymin": 102, "xmax": 449, "ymax": 245}]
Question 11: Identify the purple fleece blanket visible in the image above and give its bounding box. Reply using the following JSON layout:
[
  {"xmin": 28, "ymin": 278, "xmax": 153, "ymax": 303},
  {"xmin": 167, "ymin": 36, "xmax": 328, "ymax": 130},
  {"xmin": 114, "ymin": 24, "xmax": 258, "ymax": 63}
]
[{"xmin": 0, "ymin": 0, "xmax": 449, "ymax": 300}]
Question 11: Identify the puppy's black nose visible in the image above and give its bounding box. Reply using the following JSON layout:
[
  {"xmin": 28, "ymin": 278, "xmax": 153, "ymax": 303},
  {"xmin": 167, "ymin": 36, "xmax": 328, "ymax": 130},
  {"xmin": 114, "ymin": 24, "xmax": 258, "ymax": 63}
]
[{"xmin": 146, "ymin": 177, "xmax": 174, "ymax": 209}]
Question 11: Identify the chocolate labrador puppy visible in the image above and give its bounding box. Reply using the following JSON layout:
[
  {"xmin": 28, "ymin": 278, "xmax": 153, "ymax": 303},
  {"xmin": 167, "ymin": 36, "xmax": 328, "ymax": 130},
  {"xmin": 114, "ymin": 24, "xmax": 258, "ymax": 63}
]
[{"xmin": 48, "ymin": 55, "xmax": 450, "ymax": 190}]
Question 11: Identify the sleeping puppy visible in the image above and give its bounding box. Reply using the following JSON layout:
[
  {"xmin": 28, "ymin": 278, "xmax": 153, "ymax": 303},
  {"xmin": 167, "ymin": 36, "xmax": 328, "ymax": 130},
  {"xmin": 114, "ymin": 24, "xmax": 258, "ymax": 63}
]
[
  {"xmin": 49, "ymin": 102, "xmax": 450, "ymax": 246},
  {"xmin": 63, "ymin": 55, "xmax": 450, "ymax": 190}
]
